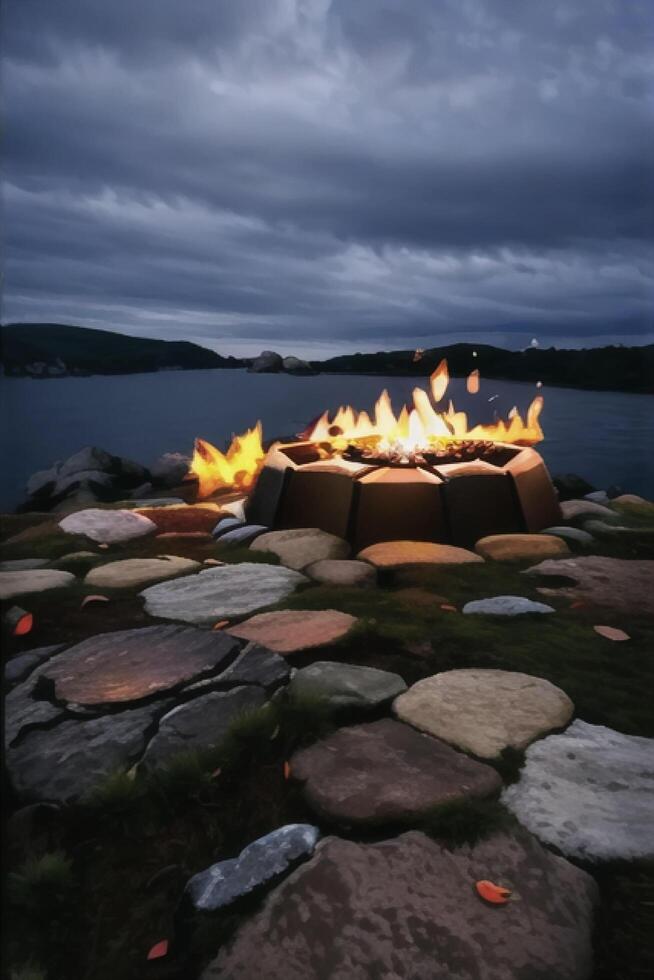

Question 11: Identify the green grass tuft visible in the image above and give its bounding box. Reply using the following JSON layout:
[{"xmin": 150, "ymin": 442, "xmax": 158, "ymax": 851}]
[{"xmin": 417, "ymin": 798, "xmax": 512, "ymax": 847}]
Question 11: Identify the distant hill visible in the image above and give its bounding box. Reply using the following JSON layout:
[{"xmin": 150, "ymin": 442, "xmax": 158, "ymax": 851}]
[
  {"xmin": 0, "ymin": 323, "xmax": 245, "ymax": 377},
  {"xmin": 310, "ymin": 343, "xmax": 654, "ymax": 394}
]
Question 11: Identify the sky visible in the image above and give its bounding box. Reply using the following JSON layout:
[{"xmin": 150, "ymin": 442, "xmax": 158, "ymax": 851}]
[{"xmin": 2, "ymin": 0, "xmax": 653, "ymax": 358}]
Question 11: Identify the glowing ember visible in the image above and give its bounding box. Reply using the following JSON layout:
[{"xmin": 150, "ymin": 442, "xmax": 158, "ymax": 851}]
[{"xmin": 190, "ymin": 360, "xmax": 545, "ymax": 496}]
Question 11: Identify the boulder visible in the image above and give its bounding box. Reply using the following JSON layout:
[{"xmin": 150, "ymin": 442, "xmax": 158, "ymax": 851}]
[
  {"xmin": 140, "ymin": 563, "xmax": 307, "ymax": 626},
  {"xmin": 393, "ymin": 670, "xmax": 573, "ymax": 759},
  {"xmin": 248, "ymin": 351, "xmax": 283, "ymax": 373},
  {"xmin": 184, "ymin": 824, "xmax": 320, "ymax": 913},
  {"xmin": 502, "ymin": 719, "xmax": 654, "ymax": 861},
  {"xmin": 150, "ymin": 452, "xmax": 191, "ymax": 487},
  {"xmin": 289, "ymin": 661, "xmax": 406, "ymax": 711},
  {"xmin": 0, "ymin": 569, "xmax": 75, "ymax": 600},
  {"xmin": 523, "ymin": 555, "xmax": 654, "ymax": 617},
  {"xmin": 357, "ymin": 540, "xmax": 483, "ymax": 569},
  {"xmin": 475, "ymin": 534, "xmax": 569, "ymax": 561},
  {"xmin": 42, "ymin": 624, "xmax": 240, "ymax": 706},
  {"xmin": 462, "ymin": 596, "xmax": 555, "ymax": 616},
  {"xmin": 304, "ymin": 559, "xmax": 376, "ymax": 587},
  {"xmin": 226, "ymin": 609, "xmax": 358, "ymax": 654},
  {"xmin": 53, "ymin": 470, "xmax": 119, "ymax": 498},
  {"xmin": 26, "ymin": 464, "xmax": 61, "ymax": 499},
  {"xmin": 251, "ymin": 528, "xmax": 350, "ymax": 570},
  {"xmin": 202, "ymin": 830, "xmax": 597, "ymax": 980},
  {"xmin": 289, "ymin": 718, "xmax": 501, "ymax": 826},
  {"xmin": 57, "ymin": 446, "xmax": 117, "ymax": 478},
  {"xmin": 59, "ymin": 508, "xmax": 157, "ymax": 543},
  {"xmin": 140, "ymin": 686, "xmax": 268, "ymax": 770},
  {"xmin": 541, "ymin": 526, "xmax": 594, "ymax": 547},
  {"xmin": 84, "ymin": 556, "xmax": 200, "ymax": 589}
]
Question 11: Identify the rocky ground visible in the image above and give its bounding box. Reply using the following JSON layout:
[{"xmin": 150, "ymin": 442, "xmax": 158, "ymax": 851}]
[{"xmin": 2, "ymin": 463, "xmax": 654, "ymax": 980}]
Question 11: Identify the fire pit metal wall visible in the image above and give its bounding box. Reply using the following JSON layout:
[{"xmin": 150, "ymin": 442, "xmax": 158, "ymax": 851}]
[{"xmin": 245, "ymin": 442, "xmax": 562, "ymax": 551}]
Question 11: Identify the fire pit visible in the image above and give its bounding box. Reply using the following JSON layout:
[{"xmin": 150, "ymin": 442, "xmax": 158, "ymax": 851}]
[{"xmin": 190, "ymin": 360, "xmax": 561, "ymax": 550}]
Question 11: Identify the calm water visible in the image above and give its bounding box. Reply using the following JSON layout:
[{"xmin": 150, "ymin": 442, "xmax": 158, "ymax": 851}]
[{"xmin": 1, "ymin": 369, "xmax": 652, "ymax": 509}]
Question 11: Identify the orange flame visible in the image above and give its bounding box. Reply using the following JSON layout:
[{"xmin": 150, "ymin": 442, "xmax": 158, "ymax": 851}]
[{"xmin": 190, "ymin": 361, "xmax": 545, "ymax": 497}]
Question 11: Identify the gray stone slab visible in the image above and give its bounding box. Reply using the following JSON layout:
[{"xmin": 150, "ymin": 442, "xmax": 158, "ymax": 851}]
[
  {"xmin": 462, "ymin": 596, "xmax": 555, "ymax": 616},
  {"xmin": 217, "ymin": 524, "xmax": 268, "ymax": 546},
  {"xmin": 289, "ymin": 661, "xmax": 406, "ymax": 711},
  {"xmin": 541, "ymin": 526, "xmax": 595, "ymax": 546},
  {"xmin": 0, "ymin": 559, "xmax": 50, "ymax": 571},
  {"xmin": 0, "ymin": 569, "xmax": 76, "ymax": 600},
  {"xmin": 4, "ymin": 644, "xmax": 64, "ymax": 687},
  {"xmin": 59, "ymin": 508, "xmax": 157, "ymax": 543}
]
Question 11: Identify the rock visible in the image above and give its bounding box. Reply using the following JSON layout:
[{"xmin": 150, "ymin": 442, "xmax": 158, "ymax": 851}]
[
  {"xmin": 502, "ymin": 719, "xmax": 654, "ymax": 861},
  {"xmin": 582, "ymin": 519, "xmax": 635, "ymax": 538},
  {"xmin": 126, "ymin": 496, "xmax": 186, "ymax": 507},
  {"xmin": 140, "ymin": 686, "xmax": 268, "ymax": 770},
  {"xmin": 584, "ymin": 490, "xmax": 609, "ymax": 504},
  {"xmin": 202, "ymin": 830, "xmax": 597, "ymax": 980},
  {"xmin": 212, "ymin": 643, "xmax": 290, "ymax": 690},
  {"xmin": 150, "ymin": 452, "xmax": 191, "ymax": 487},
  {"xmin": 357, "ymin": 540, "xmax": 483, "ymax": 568},
  {"xmin": 53, "ymin": 469, "xmax": 118, "ymax": 498},
  {"xmin": 523, "ymin": 556, "xmax": 654, "ymax": 617},
  {"xmin": 59, "ymin": 508, "xmax": 157, "ymax": 543},
  {"xmin": 552, "ymin": 473, "xmax": 595, "ymax": 500},
  {"xmin": 226, "ymin": 609, "xmax": 358, "ymax": 654},
  {"xmin": 52, "ymin": 550, "xmax": 99, "ymax": 564},
  {"xmin": 218, "ymin": 524, "xmax": 269, "ymax": 546},
  {"xmin": 289, "ymin": 661, "xmax": 406, "ymax": 711},
  {"xmin": 7, "ymin": 702, "xmax": 167, "ymax": 802},
  {"xmin": 6, "ymin": 802, "xmax": 61, "ymax": 856},
  {"xmin": 282, "ymin": 356, "xmax": 315, "ymax": 375},
  {"xmin": 0, "ymin": 558, "xmax": 51, "ymax": 571},
  {"xmin": 248, "ymin": 350, "xmax": 283, "ymax": 373},
  {"xmin": 41, "ymin": 624, "xmax": 240, "ymax": 706},
  {"xmin": 393, "ymin": 670, "xmax": 573, "ymax": 759},
  {"xmin": 541, "ymin": 526, "xmax": 595, "ymax": 546},
  {"xmin": 220, "ymin": 497, "xmax": 247, "ymax": 521},
  {"xmin": 613, "ymin": 493, "xmax": 651, "ymax": 506},
  {"xmin": 84, "ymin": 556, "xmax": 200, "ymax": 589},
  {"xmin": 0, "ymin": 569, "xmax": 76, "ymax": 600},
  {"xmin": 135, "ymin": 505, "xmax": 221, "ymax": 533},
  {"xmin": 462, "ymin": 595, "xmax": 555, "ymax": 616},
  {"xmin": 251, "ymin": 528, "xmax": 350, "ymax": 570},
  {"xmin": 4, "ymin": 644, "xmax": 63, "ymax": 687},
  {"xmin": 184, "ymin": 824, "xmax": 320, "ymax": 913},
  {"xmin": 140, "ymin": 563, "xmax": 307, "ymax": 625},
  {"xmin": 26, "ymin": 464, "xmax": 61, "ymax": 499},
  {"xmin": 212, "ymin": 517, "xmax": 246, "ymax": 538},
  {"xmin": 560, "ymin": 499, "xmax": 620, "ymax": 522},
  {"xmin": 304, "ymin": 559, "xmax": 376, "ymax": 587},
  {"xmin": 6, "ymin": 658, "xmax": 67, "ymax": 745},
  {"xmin": 57, "ymin": 446, "xmax": 117, "ymax": 478},
  {"xmin": 289, "ymin": 718, "xmax": 501, "ymax": 826},
  {"xmin": 475, "ymin": 533, "xmax": 569, "ymax": 561}
]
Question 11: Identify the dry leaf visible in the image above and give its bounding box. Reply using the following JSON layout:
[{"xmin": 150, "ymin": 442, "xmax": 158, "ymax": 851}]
[
  {"xmin": 283, "ymin": 761, "xmax": 291, "ymax": 780},
  {"xmin": 467, "ymin": 369, "xmax": 480, "ymax": 394},
  {"xmin": 593, "ymin": 625, "xmax": 630, "ymax": 642},
  {"xmin": 212, "ymin": 620, "xmax": 229, "ymax": 631},
  {"xmin": 147, "ymin": 939, "xmax": 169, "ymax": 961},
  {"xmin": 440, "ymin": 603, "xmax": 457, "ymax": 613},
  {"xmin": 98, "ymin": 543, "xmax": 110, "ymax": 550},
  {"xmin": 81, "ymin": 594, "xmax": 110, "ymax": 608},
  {"xmin": 475, "ymin": 880, "xmax": 511, "ymax": 905}
]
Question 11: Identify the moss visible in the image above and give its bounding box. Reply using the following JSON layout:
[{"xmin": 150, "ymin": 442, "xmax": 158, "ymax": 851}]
[{"xmin": 417, "ymin": 798, "xmax": 513, "ymax": 847}]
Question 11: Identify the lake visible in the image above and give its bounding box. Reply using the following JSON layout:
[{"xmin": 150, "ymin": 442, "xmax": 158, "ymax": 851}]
[{"xmin": 1, "ymin": 369, "xmax": 652, "ymax": 509}]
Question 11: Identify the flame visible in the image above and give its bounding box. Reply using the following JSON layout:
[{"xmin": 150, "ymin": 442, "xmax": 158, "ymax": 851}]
[
  {"xmin": 190, "ymin": 423, "xmax": 264, "ymax": 497},
  {"xmin": 190, "ymin": 360, "xmax": 545, "ymax": 497}
]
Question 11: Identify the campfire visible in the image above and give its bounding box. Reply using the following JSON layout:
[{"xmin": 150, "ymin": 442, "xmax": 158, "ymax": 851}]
[{"xmin": 188, "ymin": 360, "xmax": 561, "ymax": 549}]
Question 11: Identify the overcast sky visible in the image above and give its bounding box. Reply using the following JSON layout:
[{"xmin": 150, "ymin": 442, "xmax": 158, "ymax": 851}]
[{"xmin": 3, "ymin": 0, "xmax": 653, "ymax": 357}]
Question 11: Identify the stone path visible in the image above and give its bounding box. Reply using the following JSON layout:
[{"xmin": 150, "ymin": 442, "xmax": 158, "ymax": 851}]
[
  {"xmin": 202, "ymin": 830, "xmax": 598, "ymax": 980},
  {"xmin": 59, "ymin": 508, "xmax": 157, "ymax": 543},
  {"xmin": 357, "ymin": 540, "xmax": 483, "ymax": 568},
  {"xmin": 140, "ymin": 563, "xmax": 308, "ymax": 625},
  {"xmin": 226, "ymin": 609, "xmax": 358, "ymax": 654},
  {"xmin": 524, "ymin": 555, "xmax": 654, "ymax": 616},
  {"xmin": 502, "ymin": 719, "xmax": 654, "ymax": 861},
  {"xmin": 289, "ymin": 661, "xmax": 406, "ymax": 711},
  {"xmin": 250, "ymin": 528, "xmax": 350, "ymax": 570},
  {"xmin": 84, "ymin": 556, "xmax": 200, "ymax": 589},
  {"xmin": 393, "ymin": 670, "xmax": 574, "ymax": 759},
  {"xmin": 289, "ymin": 718, "xmax": 501, "ymax": 826}
]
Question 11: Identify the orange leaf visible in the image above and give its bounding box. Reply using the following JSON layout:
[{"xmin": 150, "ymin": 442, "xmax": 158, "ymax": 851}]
[
  {"xmin": 13, "ymin": 611, "xmax": 34, "ymax": 636},
  {"xmin": 98, "ymin": 543, "xmax": 110, "ymax": 549},
  {"xmin": 212, "ymin": 620, "xmax": 229, "ymax": 631},
  {"xmin": 593, "ymin": 625, "xmax": 630, "ymax": 642},
  {"xmin": 283, "ymin": 761, "xmax": 291, "ymax": 781},
  {"xmin": 147, "ymin": 939, "xmax": 169, "ymax": 960},
  {"xmin": 440, "ymin": 603, "xmax": 457, "ymax": 613},
  {"xmin": 475, "ymin": 880, "xmax": 511, "ymax": 905},
  {"xmin": 211, "ymin": 767, "xmax": 222, "ymax": 780},
  {"xmin": 570, "ymin": 600, "xmax": 586, "ymax": 609},
  {"xmin": 81, "ymin": 594, "xmax": 110, "ymax": 608}
]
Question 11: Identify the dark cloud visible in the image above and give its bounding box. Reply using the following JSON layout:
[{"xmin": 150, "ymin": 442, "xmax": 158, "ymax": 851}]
[{"xmin": 3, "ymin": 0, "xmax": 653, "ymax": 355}]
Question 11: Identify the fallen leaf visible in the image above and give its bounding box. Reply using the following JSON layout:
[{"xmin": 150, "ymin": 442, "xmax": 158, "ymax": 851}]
[
  {"xmin": 147, "ymin": 939, "xmax": 169, "ymax": 961},
  {"xmin": 467, "ymin": 369, "xmax": 480, "ymax": 394},
  {"xmin": 212, "ymin": 620, "xmax": 229, "ymax": 630},
  {"xmin": 440, "ymin": 603, "xmax": 457, "ymax": 613},
  {"xmin": 210, "ymin": 767, "xmax": 222, "ymax": 780},
  {"xmin": 81, "ymin": 594, "xmax": 110, "ymax": 608},
  {"xmin": 475, "ymin": 880, "xmax": 512, "ymax": 905},
  {"xmin": 283, "ymin": 761, "xmax": 291, "ymax": 780},
  {"xmin": 98, "ymin": 543, "xmax": 110, "ymax": 550},
  {"xmin": 269, "ymin": 724, "xmax": 280, "ymax": 741},
  {"xmin": 204, "ymin": 558, "xmax": 225, "ymax": 566},
  {"xmin": 593, "ymin": 625, "xmax": 630, "ymax": 642},
  {"xmin": 570, "ymin": 600, "xmax": 586, "ymax": 609}
]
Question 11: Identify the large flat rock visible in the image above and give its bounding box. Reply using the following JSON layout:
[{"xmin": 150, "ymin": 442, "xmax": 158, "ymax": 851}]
[
  {"xmin": 227, "ymin": 609, "xmax": 358, "ymax": 654},
  {"xmin": 41, "ymin": 624, "xmax": 239, "ymax": 706},
  {"xmin": 502, "ymin": 719, "xmax": 654, "ymax": 861},
  {"xmin": 523, "ymin": 555, "xmax": 654, "ymax": 617},
  {"xmin": 59, "ymin": 508, "xmax": 157, "ymax": 543},
  {"xmin": 140, "ymin": 686, "xmax": 268, "ymax": 770},
  {"xmin": 185, "ymin": 824, "xmax": 320, "ymax": 913},
  {"xmin": 0, "ymin": 569, "xmax": 75, "ymax": 600},
  {"xmin": 250, "ymin": 528, "xmax": 350, "ymax": 570},
  {"xmin": 203, "ymin": 830, "xmax": 597, "ymax": 980},
  {"xmin": 393, "ymin": 670, "xmax": 574, "ymax": 759},
  {"xmin": 475, "ymin": 534, "xmax": 569, "ymax": 561},
  {"xmin": 289, "ymin": 718, "xmax": 501, "ymax": 826},
  {"xmin": 84, "ymin": 556, "xmax": 200, "ymax": 589},
  {"xmin": 289, "ymin": 661, "xmax": 407, "ymax": 711},
  {"xmin": 357, "ymin": 540, "xmax": 483, "ymax": 568},
  {"xmin": 7, "ymin": 702, "xmax": 166, "ymax": 803},
  {"xmin": 140, "ymin": 563, "xmax": 307, "ymax": 625}
]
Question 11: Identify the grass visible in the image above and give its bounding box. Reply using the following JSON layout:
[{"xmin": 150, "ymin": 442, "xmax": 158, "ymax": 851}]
[{"xmin": 416, "ymin": 798, "xmax": 513, "ymax": 847}]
